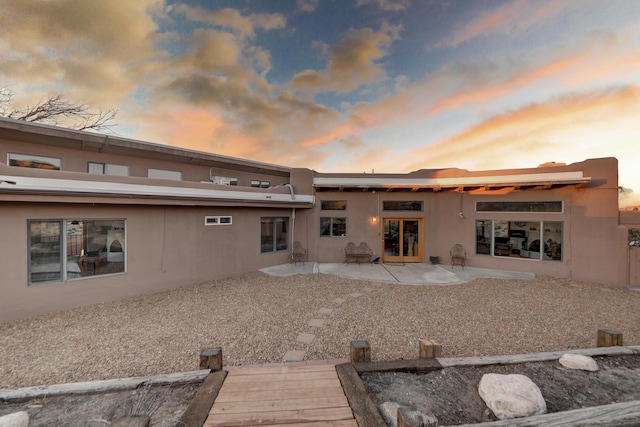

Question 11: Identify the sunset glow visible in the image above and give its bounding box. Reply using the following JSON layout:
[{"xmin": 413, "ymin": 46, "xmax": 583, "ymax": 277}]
[{"xmin": 1, "ymin": 0, "xmax": 639, "ymax": 205}]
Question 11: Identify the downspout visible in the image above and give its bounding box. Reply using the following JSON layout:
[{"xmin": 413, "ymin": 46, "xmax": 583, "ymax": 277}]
[
  {"xmin": 282, "ymin": 183, "xmax": 295, "ymax": 200},
  {"xmin": 278, "ymin": 183, "xmax": 297, "ymax": 259},
  {"xmin": 291, "ymin": 208, "xmax": 296, "ymax": 261}
]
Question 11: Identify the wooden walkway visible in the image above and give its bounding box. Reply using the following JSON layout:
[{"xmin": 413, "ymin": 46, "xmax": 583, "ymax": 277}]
[{"xmin": 203, "ymin": 364, "xmax": 357, "ymax": 427}]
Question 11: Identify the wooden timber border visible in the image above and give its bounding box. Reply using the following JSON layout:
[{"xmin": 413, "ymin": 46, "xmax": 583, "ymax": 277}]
[
  {"xmin": 3, "ymin": 343, "xmax": 638, "ymax": 426},
  {"xmin": 338, "ymin": 345, "xmax": 640, "ymax": 427}
]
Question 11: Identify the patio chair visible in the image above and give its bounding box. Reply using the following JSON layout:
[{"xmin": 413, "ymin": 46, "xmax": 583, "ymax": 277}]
[
  {"xmin": 292, "ymin": 241, "xmax": 307, "ymax": 264},
  {"xmin": 450, "ymin": 244, "xmax": 466, "ymax": 269}
]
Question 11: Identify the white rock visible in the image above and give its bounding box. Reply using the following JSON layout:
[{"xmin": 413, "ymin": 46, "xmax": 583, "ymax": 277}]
[
  {"xmin": 478, "ymin": 373, "xmax": 547, "ymax": 420},
  {"xmin": 379, "ymin": 401, "xmax": 400, "ymax": 427},
  {"xmin": 559, "ymin": 353, "xmax": 599, "ymax": 371},
  {"xmin": 0, "ymin": 411, "xmax": 29, "ymax": 427}
]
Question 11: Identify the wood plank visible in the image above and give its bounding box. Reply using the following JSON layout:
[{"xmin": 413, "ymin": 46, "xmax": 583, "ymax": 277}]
[
  {"xmin": 214, "ymin": 378, "xmax": 339, "ymax": 392},
  {"xmin": 438, "ymin": 346, "xmax": 637, "ymax": 368},
  {"xmin": 204, "ymin": 407, "xmax": 355, "ymax": 427},
  {"xmin": 353, "ymin": 358, "xmax": 442, "ymax": 374},
  {"xmin": 214, "ymin": 385, "xmax": 346, "ymax": 403},
  {"xmin": 210, "ymin": 395, "xmax": 349, "ymax": 414},
  {"xmin": 178, "ymin": 370, "xmax": 227, "ymax": 427},
  {"xmin": 455, "ymin": 400, "xmax": 640, "ymax": 427},
  {"xmin": 225, "ymin": 364, "xmax": 337, "ymax": 376},
  {"xmin": 222, "ymin": 371, "xmax": 338, "ymax": 384},
  {"xmin": 266, "ymin": 421, "xmax": 358, "ymax": 427},
  {"xmin": 0, "ymin": 369, "xmax": 210, "ymax": 401},
  {"xmin": 335, "ymin": 363, "xmax": 387, "ymax": 427}
]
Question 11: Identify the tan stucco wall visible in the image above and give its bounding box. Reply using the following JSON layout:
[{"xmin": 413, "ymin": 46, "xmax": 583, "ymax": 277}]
[
  {"xmin": 306, "ymin": 158, "xmax": 625, "ymax": 287},
  {"xmin": 0, "ymin": 138, "xmax": 287, "ymax": 187},
  {"xmin": 0, "ymin": 203, "xmax": 294, "ymax": 322},
  {"xmin": 0, "ymin": 123, "xmax": 627, "ymax": 323}
]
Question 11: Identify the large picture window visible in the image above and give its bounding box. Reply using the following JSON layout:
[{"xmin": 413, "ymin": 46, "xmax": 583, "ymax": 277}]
[
  {"xmin": 261, "ymin": 217, "xmax": 289, "ymax": 253},
  {"xmin": 320, "ymin": 217, "xmax": 346, "ymax": 237},
  {"xmin": 475, "ymin": 219, "xmax": 562, "ymax": 261},
  {"xmin": 28, "ymin": 219, "xmax": 126, "ymax": 285}
]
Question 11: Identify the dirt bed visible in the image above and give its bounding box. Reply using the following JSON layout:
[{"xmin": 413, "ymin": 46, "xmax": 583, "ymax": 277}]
[
  {"xmin": 362, "ymin": 354, "xmax": 640, "ymax": 426},
  {"xmin": 0, "ymin": 381, "xmax": 201, "ymax": 427}
]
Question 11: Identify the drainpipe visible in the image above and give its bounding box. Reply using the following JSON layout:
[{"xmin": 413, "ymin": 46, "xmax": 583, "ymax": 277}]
[
  {"xmin": 276, "ymin": 183, "xmax": 297, "ymax": 258},
  {"xmin": 280, "ymin": 183, "xmax": 295, "ymax": 200},
  {"xmin": 291, "ymin": 208, "xmax": 296, "ymax": 260}
]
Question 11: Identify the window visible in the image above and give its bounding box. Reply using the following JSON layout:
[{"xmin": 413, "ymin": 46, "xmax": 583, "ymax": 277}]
[
  {"xmin": 261, "ymin": 217, "xmax": 289, "ymax": 253},
  {"xmin": 383, "ymin": 201, "xmax": 423, "ymax": 211},
  {"xmin": 321, "ymin": 200, "xmax": 347, "ymax": 210},
  {"xmin": 88, "ymin": 162, "xmax": 129, "ymax": 176},
  {"xmin": 149, "ymin": 168, "xmax": 182, "ymax": 180},
  {"xmin": 320, "ymin": 217, "xmax": 346, "ymax": 237},
  {"xmin": 8, "ymin": 153, "xmax": 61, "ymax": 170},
  {"xmin": 476, "ymin": 201, "xmax": 563, "ymax": 213},
  {"xmin": 251, "ymin": 180, "xmax": 270, "ymax": 188},
  {"xmin": 475, "ymin": 219, "xmax": 562, "ymax": 261},
  {"xmin": 205, "ymin": 216, "xmax": 233, "ymax": 225},
  {"xmin": 28, "ymin": 219, "xmax": 126, "ymax": 284}
]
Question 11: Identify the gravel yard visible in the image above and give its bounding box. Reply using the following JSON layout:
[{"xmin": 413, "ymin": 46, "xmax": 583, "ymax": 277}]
[{"xmin": 1, "ymin": 271, "xmax": 639, "ymax": 389}]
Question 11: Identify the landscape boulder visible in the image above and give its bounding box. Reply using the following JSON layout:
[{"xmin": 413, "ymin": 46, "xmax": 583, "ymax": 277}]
[
  {"xmin": 0, "ymin": 411, "xmax": 29, "ymax": 427},
  {"xmin": 478, "ymin": 373, "xmax": 547, "ymax": 420},
  {"xmin": 559, "ymin": 353, "xmax": 599, "ymax": 371},
  {"xmin": 379, "ymin": 401, "xmax": 401, "ymax": 427}
]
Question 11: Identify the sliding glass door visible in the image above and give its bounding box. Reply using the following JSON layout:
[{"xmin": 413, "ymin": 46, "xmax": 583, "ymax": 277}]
[{"xmin": 383, "ymin": 218, "xmax": 421, "ymax": 262}]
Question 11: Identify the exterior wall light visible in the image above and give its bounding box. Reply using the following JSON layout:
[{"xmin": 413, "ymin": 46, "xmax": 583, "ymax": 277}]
[{"xmin": 372, "ymin": 216, "xmax": 378, "ymax": 223}]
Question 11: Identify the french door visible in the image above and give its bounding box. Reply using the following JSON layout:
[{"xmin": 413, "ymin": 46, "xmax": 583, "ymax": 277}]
[{"xmin": 382, "ymin": 218, "xmax": 422, "ymax": 262}]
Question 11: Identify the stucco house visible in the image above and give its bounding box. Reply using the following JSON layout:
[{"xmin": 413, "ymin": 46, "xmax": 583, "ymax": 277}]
[{"xmin": 1, "ymin": 117, "xmax": 637, "ymax": 322}]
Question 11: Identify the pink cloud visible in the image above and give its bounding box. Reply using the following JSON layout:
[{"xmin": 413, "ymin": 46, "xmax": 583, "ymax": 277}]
[{"xmin": 442, "ymin": 0, "xmax": 573, "ymax": 47}]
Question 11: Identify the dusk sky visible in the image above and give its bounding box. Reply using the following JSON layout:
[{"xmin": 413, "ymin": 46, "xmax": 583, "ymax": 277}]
[{"xmin": 1, "ymin": 1, "xmax": 640, "ymax": 205}]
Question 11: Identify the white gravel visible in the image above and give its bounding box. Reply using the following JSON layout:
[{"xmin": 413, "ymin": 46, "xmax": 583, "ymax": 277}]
[{"xmin": 1, "ymin": 272, "xmax": 639, "ymax": 389}]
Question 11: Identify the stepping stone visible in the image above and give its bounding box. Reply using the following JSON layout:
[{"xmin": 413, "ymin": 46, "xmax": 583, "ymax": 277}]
[
  {"xmin": 308, "ymin": 318, "xmax": 325, "ymax": 327},
  {"xmin": 319, "ymin": 307, "xmax": 333, "ymax": 315},
  {"xmin": 296, "ymin": 333, "xmax": 315, "ymax": 343},
  {"xmin": 332, "ymin": 298, "xmax": 346, "ymax": 305},
  {"xmin": 350, "ymin": 292, "xmax": 363, "ymax": 298},
  {"xmin": 283, "ymin": 350, "xmax": 305, "ymax": 362},
  {"xmin": 363, "ymin": 287, "xmax": 374, "ymax": 292}
]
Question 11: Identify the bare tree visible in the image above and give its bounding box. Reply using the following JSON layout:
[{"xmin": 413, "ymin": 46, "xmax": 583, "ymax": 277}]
[{"xmin": 0, "ymin": 87, "xmax": 117, "ymax": 132}]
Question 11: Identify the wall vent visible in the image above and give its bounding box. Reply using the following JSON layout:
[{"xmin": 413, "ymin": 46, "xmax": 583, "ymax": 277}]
[{"xmin": 211, "ymin": 176, "xmax": 238, "ymax": 186}]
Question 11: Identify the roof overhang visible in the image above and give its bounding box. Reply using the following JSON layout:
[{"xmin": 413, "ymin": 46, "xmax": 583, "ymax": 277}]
[
  {"xmin": 313, "ymin": 172, "xmax": 591, "ymax": 192},
  {"xmin": 0, "ymin": 174, "xmax": 314, "ymax": 207}
]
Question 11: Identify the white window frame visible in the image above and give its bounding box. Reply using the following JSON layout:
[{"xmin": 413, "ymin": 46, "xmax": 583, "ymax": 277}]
[{"xmin": 205, "ymin": 216, "xmax": 233, "ymax": 226}]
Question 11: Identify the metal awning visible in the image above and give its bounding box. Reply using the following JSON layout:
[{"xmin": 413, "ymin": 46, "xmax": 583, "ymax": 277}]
[{"xmin": 0, "ymin": 174, "xmax": 314, "ymax": 207}]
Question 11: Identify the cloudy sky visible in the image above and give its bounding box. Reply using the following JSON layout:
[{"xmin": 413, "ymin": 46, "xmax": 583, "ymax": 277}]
[{"xmin": 2, "ymin": 0, "xmax": 640, "ymax": 205}]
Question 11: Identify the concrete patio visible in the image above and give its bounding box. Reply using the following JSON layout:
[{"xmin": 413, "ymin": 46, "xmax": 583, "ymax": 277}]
[{"xmin": 260, "ymin": 262, "xmax": 535, "ymax": 285}]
